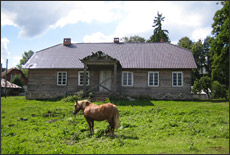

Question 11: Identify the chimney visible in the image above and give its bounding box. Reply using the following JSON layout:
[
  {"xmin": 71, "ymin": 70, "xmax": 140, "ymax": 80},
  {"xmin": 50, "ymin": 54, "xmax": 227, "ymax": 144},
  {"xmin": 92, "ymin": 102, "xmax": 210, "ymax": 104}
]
[
  {"xmin": 114, "ymin": 37, "xmax": 119, "ymax": 43},
  {"xmin": 63, "ymin": 38, "xmax": 71, "ymax": 46},
  {"xmin": 160, "ymin": 38, "xmax": 164, "ymax": 43}
]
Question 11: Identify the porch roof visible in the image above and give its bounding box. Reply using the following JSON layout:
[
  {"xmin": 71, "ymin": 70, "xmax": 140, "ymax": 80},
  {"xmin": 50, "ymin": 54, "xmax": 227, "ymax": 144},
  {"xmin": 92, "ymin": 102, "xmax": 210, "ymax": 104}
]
[{"xmin": 23, "ymin": 42, "xmax": 197, "ymax": 69}]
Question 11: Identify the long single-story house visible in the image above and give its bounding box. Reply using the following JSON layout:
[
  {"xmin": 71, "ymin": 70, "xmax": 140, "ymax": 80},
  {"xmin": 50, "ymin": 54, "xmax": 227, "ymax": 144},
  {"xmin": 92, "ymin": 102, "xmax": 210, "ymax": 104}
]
[{"xmin": 23, "ymin": 38, "xmax": 197, "ymax": 100}]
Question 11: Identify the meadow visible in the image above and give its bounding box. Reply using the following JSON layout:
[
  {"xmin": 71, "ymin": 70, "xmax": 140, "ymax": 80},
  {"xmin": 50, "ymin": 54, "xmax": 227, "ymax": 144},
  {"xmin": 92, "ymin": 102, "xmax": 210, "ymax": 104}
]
[{"xmin": 1, "ymin": 96, "xmax": 229, "ymax": 154}]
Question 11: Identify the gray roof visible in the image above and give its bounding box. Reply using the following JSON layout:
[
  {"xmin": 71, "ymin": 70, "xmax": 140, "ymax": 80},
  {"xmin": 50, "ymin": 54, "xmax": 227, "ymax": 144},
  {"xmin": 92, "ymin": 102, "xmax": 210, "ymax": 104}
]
[
  {"xmin": 1, "ymin": 79, "xmax": 22, "ymax": 89},
  {"xmin": 23, "ymin": 42, "xmax": 197, "ymax": 69}
]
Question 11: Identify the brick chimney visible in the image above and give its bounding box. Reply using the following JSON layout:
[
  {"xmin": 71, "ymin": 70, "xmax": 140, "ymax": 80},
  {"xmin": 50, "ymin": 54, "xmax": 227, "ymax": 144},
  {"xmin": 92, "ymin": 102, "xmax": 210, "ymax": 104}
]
[
  {"xmin": 114, "ymin": 37, "xmax": 119, "ymax": 43},
  {"xmin": 160, "ymin": 38, "xmax": 164, "ymax": 43},
  {"xmin": 63, "ymin": 38, "xmax": 71, "ymax": 46}
]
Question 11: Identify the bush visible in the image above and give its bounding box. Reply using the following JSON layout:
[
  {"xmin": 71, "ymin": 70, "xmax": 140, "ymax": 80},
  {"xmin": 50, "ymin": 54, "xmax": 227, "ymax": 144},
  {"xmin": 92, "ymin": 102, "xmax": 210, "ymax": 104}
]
[
  {"xmin": 10, "ymin": 75, "xmax": 24, "ymax": 87},
  {"xmin": 211, "ymin": 81, "xmax": 227, "ymax": 99},
  {"xmin": 192, "ymin": 76, "xmax": 212, "ymax": 98},
  {"xmin": 61, "ymin": 90, "xmax": 83, "ymax": 102}
]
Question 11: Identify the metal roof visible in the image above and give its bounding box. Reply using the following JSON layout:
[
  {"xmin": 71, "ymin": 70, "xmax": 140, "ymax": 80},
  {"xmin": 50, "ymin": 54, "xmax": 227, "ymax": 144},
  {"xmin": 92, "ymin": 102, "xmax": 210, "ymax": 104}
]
[
  {"xmin": 23, "ymin": 42, "xmax": 197, "ymax": 69},
  {"xmin": 1, "ymin": 79, "xmax": 22, "ymax": 89}
]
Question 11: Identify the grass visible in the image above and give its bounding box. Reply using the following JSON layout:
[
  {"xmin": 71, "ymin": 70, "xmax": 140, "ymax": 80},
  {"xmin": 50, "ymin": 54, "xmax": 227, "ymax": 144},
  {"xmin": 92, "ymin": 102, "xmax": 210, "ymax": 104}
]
[{"xmin": 1, "ymin": 96, "xmax": 229, "ymax": 154}]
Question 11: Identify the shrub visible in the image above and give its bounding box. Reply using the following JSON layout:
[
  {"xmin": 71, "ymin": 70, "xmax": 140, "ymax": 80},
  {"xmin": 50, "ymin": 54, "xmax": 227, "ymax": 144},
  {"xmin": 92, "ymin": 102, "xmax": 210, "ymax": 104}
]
[
  {"xmin": 61, "ymin": 90, "xmax": 83, "ymax": 102},
  {"xmin": 211, "ymin": 81, "xmax": 227, "ymax": 99},
  {"xmin": 192, "ymin": 76, "xmax": 212, "ymax": 99},
  {"xmin": 10, "ymin": 75, "xmax": 24, "ymax": 87}
]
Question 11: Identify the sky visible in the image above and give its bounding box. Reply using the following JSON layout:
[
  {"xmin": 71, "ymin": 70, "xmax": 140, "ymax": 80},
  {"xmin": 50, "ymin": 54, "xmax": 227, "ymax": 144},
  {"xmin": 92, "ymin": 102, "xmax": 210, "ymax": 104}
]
[{"xmin": 1, "ymin": 1, "xmax": 222, "ymax": 69}]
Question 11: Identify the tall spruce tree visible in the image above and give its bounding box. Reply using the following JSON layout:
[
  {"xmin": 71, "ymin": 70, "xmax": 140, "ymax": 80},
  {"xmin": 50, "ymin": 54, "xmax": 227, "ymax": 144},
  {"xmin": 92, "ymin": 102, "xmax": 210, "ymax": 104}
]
[{"xmin": 148, "ymin": 12, "xmax": 170, "ymax": 43}]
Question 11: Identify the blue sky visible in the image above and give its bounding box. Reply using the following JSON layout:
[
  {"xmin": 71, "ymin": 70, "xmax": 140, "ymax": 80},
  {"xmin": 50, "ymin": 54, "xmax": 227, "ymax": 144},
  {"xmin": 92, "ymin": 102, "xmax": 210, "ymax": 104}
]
[{"xmin": 1, "ymin": 1, "xmax": 222, "ymax": 68}]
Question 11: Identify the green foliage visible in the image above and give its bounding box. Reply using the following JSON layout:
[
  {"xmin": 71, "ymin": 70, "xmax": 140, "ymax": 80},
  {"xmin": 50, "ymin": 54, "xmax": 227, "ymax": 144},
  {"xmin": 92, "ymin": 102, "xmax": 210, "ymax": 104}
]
[
  {"xmin": 211, "ymin": 81, "xmax": 227, "ymax": 99},
  {"xmin": 177, "ymin": 36, "xmax": 193, "ymax": 50},
  {"xmin": 17, "ymin": 50, "xmax": 34, "ymax": 78},
  {"xmin": 192, "ymin": 76, "xmax": 212, "ymax": 99},
  {"xmin": 210, "ymin": 1, "xmax": 229, "ymax": 86},
  {"xmin": 122, "ymin": 35, "xmax": 146, "ymax": 43},
  {"xmin": 148, "ymin": 12, "xmax": 170, "ymax": 43},
  {"xmin": 10, "ymin": 74, "xmax": 24, "ymax": 87},
  {"xmin": 177, "ymin": 36, "xmax": 212, "ymax": 84},
  {"xmin": 1, "ymin": 96, "xmax": 229, "ymax": 154},
  {"xmin": 61, "ymin": 90, "xmax": 84, "ymax": 103}
]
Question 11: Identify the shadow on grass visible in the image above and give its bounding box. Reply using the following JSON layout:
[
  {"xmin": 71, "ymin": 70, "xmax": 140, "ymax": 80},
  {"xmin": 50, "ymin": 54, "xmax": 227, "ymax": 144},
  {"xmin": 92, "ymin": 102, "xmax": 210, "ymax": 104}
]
[
  {"xmin": 94, "ymin": 133, "xmax": 139, "ymax": 140},
  {"xmin": 110, "ymin": 99, "xmax": 154, "ymax": 106}
]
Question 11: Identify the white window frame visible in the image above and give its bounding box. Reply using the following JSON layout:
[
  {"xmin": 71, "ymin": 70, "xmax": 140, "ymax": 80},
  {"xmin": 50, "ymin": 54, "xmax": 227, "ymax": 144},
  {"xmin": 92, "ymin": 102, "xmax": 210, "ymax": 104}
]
[
  {"xmin": 148, "ymin": 71, "xmax": 159, "ymax": 87},
  {"xmin": 122, "ymin": 71, "xmax": 133, "ymax": 87},
  {"xmin": 57, "ymin": 71, "xmax": 67, "ymax": 86},
  {"xmin": 172, "ymin": 72, "xmax": 183, "ymax": 87},
  {"xmin": 78, "ymin": 71, "xmax": 90, "ymax": 86}
]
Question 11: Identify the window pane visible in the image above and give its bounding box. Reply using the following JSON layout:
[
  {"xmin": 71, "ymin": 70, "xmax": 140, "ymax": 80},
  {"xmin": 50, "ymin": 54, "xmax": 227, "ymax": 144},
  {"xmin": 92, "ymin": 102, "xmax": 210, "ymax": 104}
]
[
  {"xmin": 178, "ymin": 73, "xmax": 182, "ymax": 86},
  {"xmin": 173, "ymin": 73, "xmax": 177, "ymax": 86},
  {"xmin": 149, "ymin": 73, "xmax": 153, "ymax": 85},
  {"xmin": 123, "ymin": 73, "xmax": 127, "ymax": 85},
  {"xmin": 128, "ymin": 73, "xmax": 132, "ymax": 85},
  {"xmin": 154, "ymin": 73, "xmax": 158, "ymax": 86}
]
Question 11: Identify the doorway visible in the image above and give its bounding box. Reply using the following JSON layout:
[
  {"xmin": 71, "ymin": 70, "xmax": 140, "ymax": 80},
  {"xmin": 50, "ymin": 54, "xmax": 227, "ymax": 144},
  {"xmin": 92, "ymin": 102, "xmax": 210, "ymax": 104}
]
[{"xmin": 99, "ymin": 70, "xmax": 112, "ymax": 92}]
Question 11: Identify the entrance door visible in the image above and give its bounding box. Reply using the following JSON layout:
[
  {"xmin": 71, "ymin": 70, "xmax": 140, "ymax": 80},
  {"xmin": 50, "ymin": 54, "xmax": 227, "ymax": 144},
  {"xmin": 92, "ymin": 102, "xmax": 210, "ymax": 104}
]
[{"xmin": 99, "ymin": 70, "xmax": 112, "ymax": 92}]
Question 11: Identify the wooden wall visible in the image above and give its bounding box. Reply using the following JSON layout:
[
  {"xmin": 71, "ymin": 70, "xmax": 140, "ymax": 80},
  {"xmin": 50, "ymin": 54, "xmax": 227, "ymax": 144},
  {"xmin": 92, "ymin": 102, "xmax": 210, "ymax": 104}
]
[
  {"xmin": 26, "ymin": 68, "xmax": 192, "ymax": 99},
  {"xmin": 119, "ymin": 69, "xmax": 192, "ymax": 98}
]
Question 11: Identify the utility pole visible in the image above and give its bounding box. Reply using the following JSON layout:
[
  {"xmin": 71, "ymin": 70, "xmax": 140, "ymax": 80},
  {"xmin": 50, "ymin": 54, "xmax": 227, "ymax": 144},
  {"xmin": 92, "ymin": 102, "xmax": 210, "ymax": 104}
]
[
  {"xmin": 0, "ymin": 63, "xmax": 2, "ymax": 97},
  {"xmin": 5, "ymin": 59, "xmax": 8, "ymax": 98}
]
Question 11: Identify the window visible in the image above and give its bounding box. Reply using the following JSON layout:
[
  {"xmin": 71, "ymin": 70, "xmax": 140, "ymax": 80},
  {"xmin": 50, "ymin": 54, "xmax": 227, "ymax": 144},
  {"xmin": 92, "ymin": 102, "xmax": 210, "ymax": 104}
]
[
  {"xmin": 148, "ymin": 72, "xmax": 159, "ymax": 87},
  {"xmin": 57, "ymin": 72, "xmax": 67, "ymax": 86},
  {"xmin": 122, "ymin": 71, "xmax": 133, "ymax": 86},
  {"xmin": 78, "ymin": 71, "xmax": 90, "ymax": 86},
  {"xmin": 172, "ymin": 72, "xmax": 183, "ymax": 87}
]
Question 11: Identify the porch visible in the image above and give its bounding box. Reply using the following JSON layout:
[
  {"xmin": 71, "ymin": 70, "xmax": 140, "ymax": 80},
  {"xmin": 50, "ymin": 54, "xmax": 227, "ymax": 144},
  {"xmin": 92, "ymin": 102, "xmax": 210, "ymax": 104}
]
[{"xmin": 80, "ymin": 51, "xmax": 122, "ymax": 96}]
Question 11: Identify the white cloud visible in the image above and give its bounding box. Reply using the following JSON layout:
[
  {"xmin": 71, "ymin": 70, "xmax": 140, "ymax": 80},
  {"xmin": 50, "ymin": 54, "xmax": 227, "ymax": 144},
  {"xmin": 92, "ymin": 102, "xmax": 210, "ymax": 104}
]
[
  {"xmin": 2, "ymin": 1, "xmax": 221, "ymax": 43},
  {"xmin": 54, "ymin": 1, "xmax": 123, "ymax": 28},
  {"xmin": 191, "ymin": 27, "xmax": 212, "ymax": 42},
  {"xmin": 1, "ymin": 10, "xmax": 17, "ymax": 27},
  {"xmin": 1, "ymin": 38, "xmax": 10, "ymax": 65},
  {"xmin": 83, "ymin": 32, "xmax": 113, "ymax": 43},
  {"xmin": 83, "ymin": 1, "xmax": 220, "ymax": 44},
  {"xmin": 1, "ymin": 1, "xmax": 124, "ymax": 38}
]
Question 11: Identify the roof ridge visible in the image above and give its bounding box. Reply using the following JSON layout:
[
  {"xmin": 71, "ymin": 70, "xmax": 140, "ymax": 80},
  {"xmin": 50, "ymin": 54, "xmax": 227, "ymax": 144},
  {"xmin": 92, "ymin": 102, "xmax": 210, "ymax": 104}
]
[
  {"xmin": 36, "ymin": 43, "xmax": 62, "ymax": 53},
  {"xmin": 167, "ymin": 42, "xmax": 192, "ymax": 53}
]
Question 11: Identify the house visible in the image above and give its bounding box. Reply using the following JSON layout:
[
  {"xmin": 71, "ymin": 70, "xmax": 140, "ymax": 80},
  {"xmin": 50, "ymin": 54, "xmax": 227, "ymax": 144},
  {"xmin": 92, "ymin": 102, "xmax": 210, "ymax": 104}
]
[
  {"xmin": 1, "ymin": 79, "xmax": 22, "ymax": 96},
  {"xmin": 23, "ymin": 38, "xmax": 197, "ymax": 100},
  {"xmin": 1, "ymin": 67, "xmax": 28, "ymax": 86}
]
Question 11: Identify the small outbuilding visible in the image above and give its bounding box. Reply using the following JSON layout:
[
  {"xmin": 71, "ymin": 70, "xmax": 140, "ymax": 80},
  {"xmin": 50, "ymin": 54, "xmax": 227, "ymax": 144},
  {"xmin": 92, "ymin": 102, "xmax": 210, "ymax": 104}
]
[{"xmin": 1, "ymin": 79, "xmax": 22, "ymax": 96}]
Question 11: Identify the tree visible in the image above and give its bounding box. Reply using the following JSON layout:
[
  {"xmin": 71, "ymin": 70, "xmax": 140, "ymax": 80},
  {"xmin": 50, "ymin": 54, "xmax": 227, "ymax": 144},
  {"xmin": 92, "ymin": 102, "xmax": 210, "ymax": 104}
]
[
  {"xmin": 211, "ymin": 81, "xmax": 227, "ymax": 99},
  {"xmin": 191, "ymin": 40, "xmax": 206, "ymax": 83},
  {"xmin": 177, "ymin": 36, "xmax": 193, "ymax": 50},
  {"xmin": 203, "ymin": 36, "xmax": 212, "ymax": 77},
  {"xmin": 122, "ymin": 35, "xmax": 146, "ymax": 43},
  {"xmin": 10, "ymin": 75, "xmax": 24, "ymax": 87},
  {"xmin": 17, "ymin": 50, "xmax": 34, "ymax": 78},
  {"xmin": 192, "ymin": 76, "xmax": 212, "ymax": 99},
  {"xmin": 148, "ymin": 12, "xmax": 170, "ymax": 43},
  {"xmin": 209, "ymin": 1, "xmax": 229, "ymax": 86}
]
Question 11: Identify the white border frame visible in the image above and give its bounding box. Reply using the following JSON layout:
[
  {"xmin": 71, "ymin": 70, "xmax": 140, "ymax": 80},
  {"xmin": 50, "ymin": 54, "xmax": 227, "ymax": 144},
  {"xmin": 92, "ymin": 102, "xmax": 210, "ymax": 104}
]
[
  {"xmin": 148, "ymin": 71, "xmax": 159, "ymax": 87},
  {"xmin": 122, "ymin": 71, "xmax": 134, "ymax": 87},
  {"xmin": 172, "ymin": 71, "xmax": 183, "ymax": 87},
  {"xmin": 57, "ymin": 71, "xmax": 67, "ymax": 86},
  {"xmin": 78, "ymin": 71, "xmax": 90, "ymax": 86}
]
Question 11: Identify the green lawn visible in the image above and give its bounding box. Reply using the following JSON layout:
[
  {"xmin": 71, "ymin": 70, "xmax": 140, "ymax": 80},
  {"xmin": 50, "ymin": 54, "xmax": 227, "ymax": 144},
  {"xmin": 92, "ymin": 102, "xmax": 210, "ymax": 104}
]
[{"xmin": 1, "ymin": 96, "xmax": 229, "ymax": 154}]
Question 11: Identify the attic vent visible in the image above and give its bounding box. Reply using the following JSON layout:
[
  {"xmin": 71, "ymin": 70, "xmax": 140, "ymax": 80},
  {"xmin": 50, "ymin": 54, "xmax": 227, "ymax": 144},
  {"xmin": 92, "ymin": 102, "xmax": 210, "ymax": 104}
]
[
  {"xmin": 114, "ymin": 37, "xmax": 119, "ymax": 43},
  {"xmin": 63, "ymin": 38, "xmax": 71, "ymax": 46}
]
